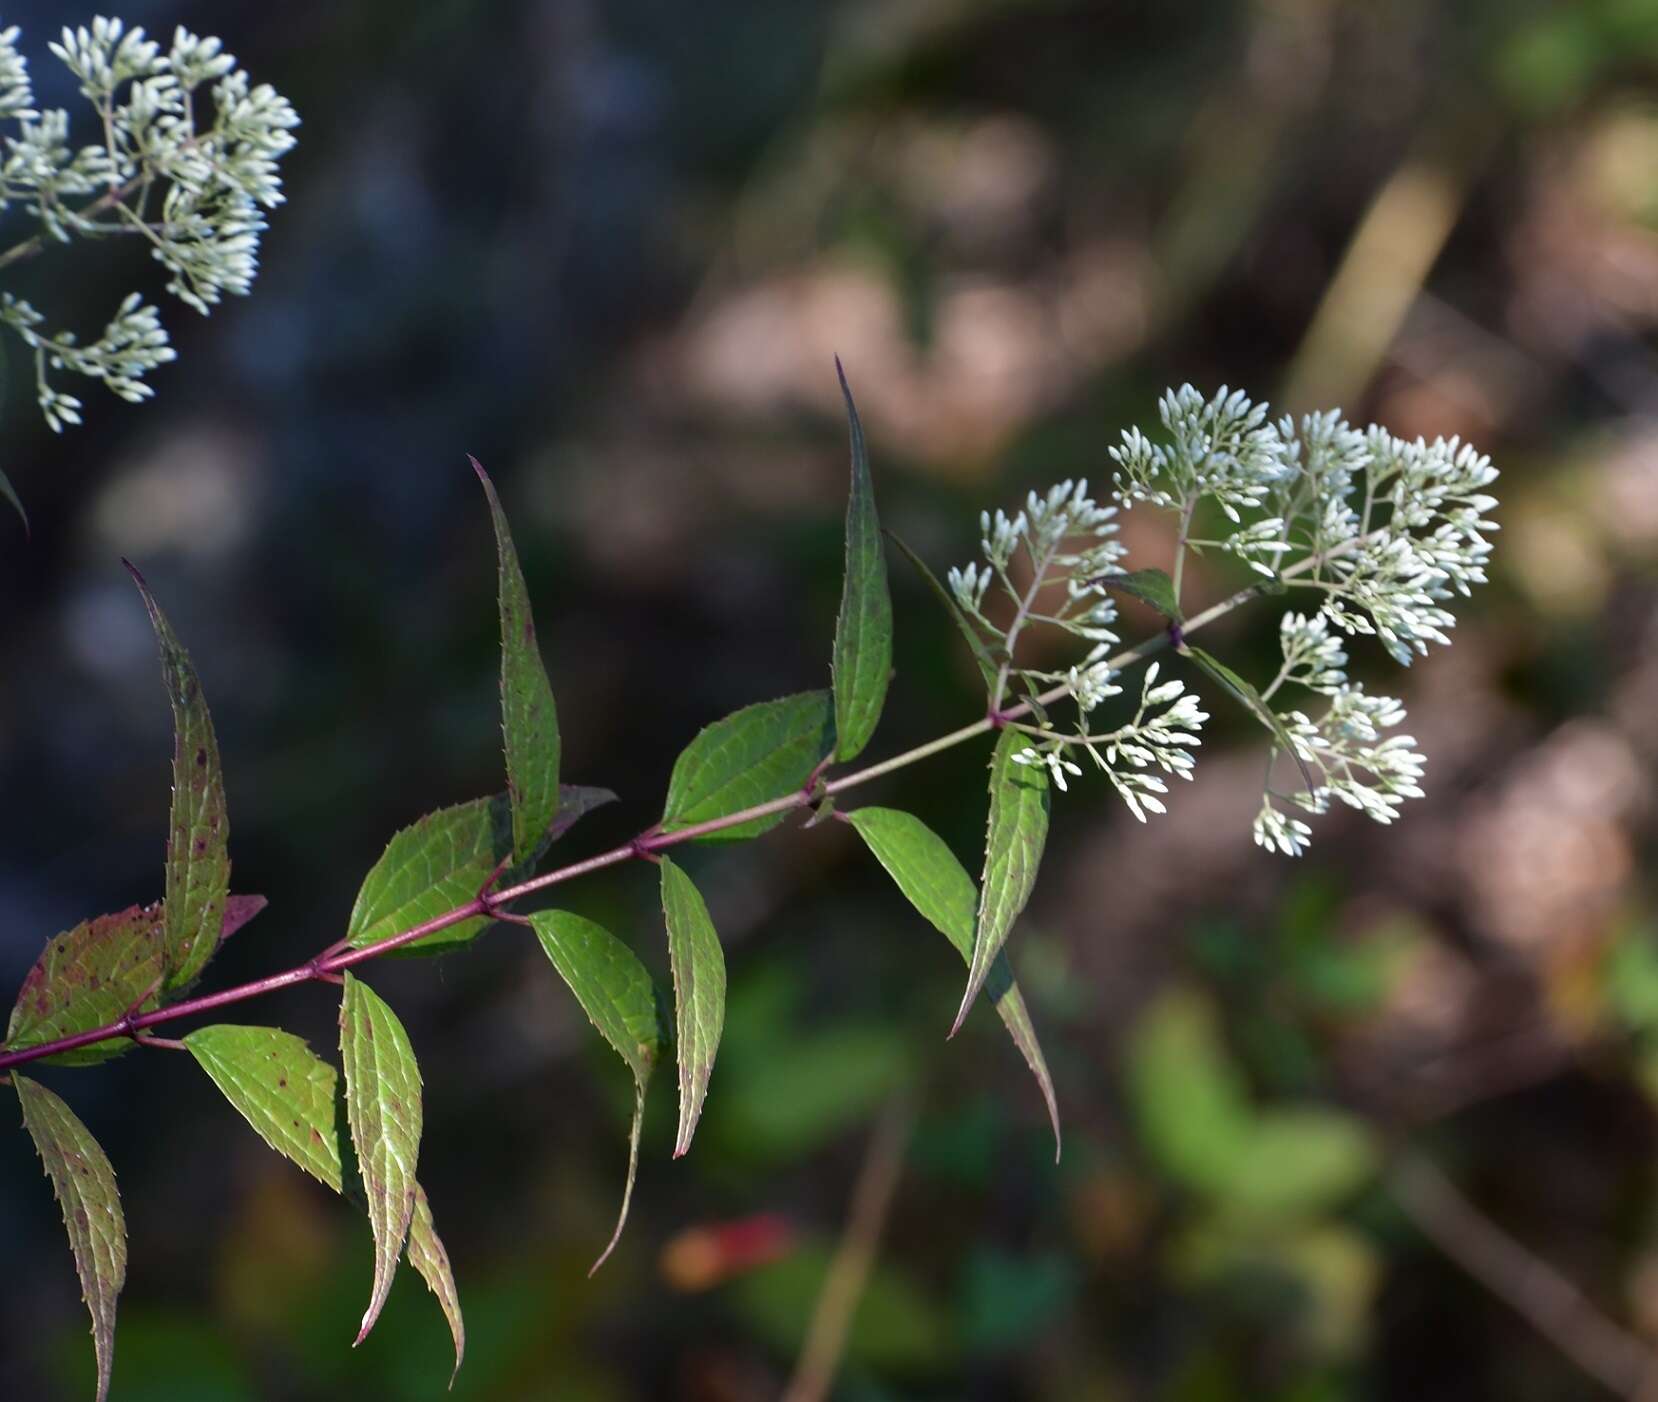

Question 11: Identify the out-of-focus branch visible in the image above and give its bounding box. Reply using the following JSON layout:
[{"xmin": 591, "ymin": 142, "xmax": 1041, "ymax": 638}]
[
  {"xmin": 780, "ymin": 1091, "xmax": 915, "ymax": 1402},
  {"xmin": 1392, "ymin": 1154, "xmax": 1658, "ymax": 1401}
]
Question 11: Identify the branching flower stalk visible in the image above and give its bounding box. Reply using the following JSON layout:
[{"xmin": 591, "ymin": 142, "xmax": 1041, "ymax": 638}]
[{"xmin": 1, "ymin": 376, "xmax": 1496, "ymax": 1401}]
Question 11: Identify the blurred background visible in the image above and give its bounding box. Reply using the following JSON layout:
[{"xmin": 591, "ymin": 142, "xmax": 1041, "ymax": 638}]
[{"xmin": 3, "ymin": 1, "xmax": 1658, "ymax": 1398}]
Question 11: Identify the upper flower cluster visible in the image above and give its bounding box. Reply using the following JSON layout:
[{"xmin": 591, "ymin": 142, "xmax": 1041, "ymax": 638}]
[
  {"xmin": 951, "ymin": 385, "xmax": 1499, "ymax": 853},
  {"xmin": 0, "ymin": 17, "xmax": 298, "ymax": 432}
]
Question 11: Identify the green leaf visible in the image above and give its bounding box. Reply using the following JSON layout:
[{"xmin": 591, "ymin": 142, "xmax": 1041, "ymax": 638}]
[
  {"xmin": 406, "ymin": 1182, "xmax": 465, "ymax": 1385},
  {"xmin": 15, "ymin": 1074, "xmax": 125, "ymax": 1402},
  {"xmin": 847, "ymin": 807, "xmax": 1060, "ymax": 1157},
  {"xmin": 125, "ymin": 562, "xmax": 230, "ymax": 992},
  {"xmin": 530, "ymin": 910, "xmax": 661, "ymax": 1272},
  {"xmin": 830, "ymin": 359, "xmax": 892, "ymax": 761},
  {"xmin": 953, "ymin": 727, "xmax": 1050, "ymax": 1037},
  {"xmin": 659, "ymin": 856, "xmax": 726, "ymax": 1156},
  {"xmin": 1125, "ymin": 988, "xmax": 1254, "ymax": 1197},
  {"xmin": 339, "ymin": 973, "xmax": 423, "ymax": 1345},
  {"xmin": 1182, "ymin": 644, "xmax": 1316, "ymax": 796},
  {"xmin": 183, "ymin": 1025, "xmax": 343, "ymax": 1193},
  {"xmin": 1095, "ymin": 567, "xmax": 1182, "ymax": 621},
  {"xmin": 345, "ymin": 787, "xmax": 615, "ymax": 956},
  {"xmin": 1219, "ymin": 1110, "xmax": 1377, "ymax": 1221},
  {"xmin": 0, "ymin": 464, "xmax": 27, "ymax": 536},
  {"xmin": 5, "ymin": 904, "xmax": 165, "ymax": 1066},
  {"xmin": 660, "ymin": 692, "xmax": 834, "ymax": 842},
  {"xmin": 472, "ymin": 457, "xmax": 561, "ymax": 864},
  {"xmin": 886, "ymin": 530, "xmax": 999, "ymax": 690},
  {"xmin": 346, "ymin": 796, "xmax": 510, "ymax": 955}
]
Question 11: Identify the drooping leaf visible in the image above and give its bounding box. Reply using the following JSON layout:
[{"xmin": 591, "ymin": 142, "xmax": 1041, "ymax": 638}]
[
  {"xmin": 217, "ymin": 894, "xmax": 269, "ymax": 944},
  {"xmin": 406, "ymin": 1182, "xmax": 465, "ymax": 1385},
  {"xmin": 847, "ymin": 807, "xmax": 1060, "ymax": 1157},
  {"xmin": 530, "ymin": 909, "xmax": 661, "ymax": 1271},
  {"xmin": 830, "ymin": 359, "xmax": 892, "ymax": 761},
  {"xmin": 1094, "ymin": 567, "xmax": 1182, "ymax": 621},
  {"xmin": 125, "ymin": 562, "xmax": 230, "ymax": 992},
  {"xmin": 339, "ymin": 973, "xmax": 423, "ymax": 1345},
  {"xmin": 886, "ymin": 530, "xmax": 1000, "ymax": 690},
  {"xmin": 5, "ymin": 904, "xmax": 165, "ymax": 1066},
  {"xmin": 183, "ymin": 1025, "xmax": 343, "ymax": 1192},
  {"xmin": 15, "ymin": 1074, "xmax": 125, "ymax": 1402},
  {"xmin": 471, "ymin": 458, "xmax": 561, "ymax": 864},
  {"xmin": 1183, "ymin": 643, "xmax": 1316, "ymax": 795},
  {"xmin": 0, "ymin": 463, "xmax": 27, "ymax": 536},
  {"xmin": 660, "ymin": 692, "xmax": 834, "ymax": 842},
  {"xmin": 953, "ymin": 727, "xmax": 1049, "ymax": 1037},
  {"xmin": 659, "ymin": 856, "xmax": 725, "ymax": 1156}
]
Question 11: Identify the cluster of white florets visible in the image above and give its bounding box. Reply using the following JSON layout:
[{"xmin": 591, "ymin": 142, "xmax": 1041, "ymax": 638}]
[{"xmin": 0, "ymin": 18, "xmax": 298, "ymax": 430}]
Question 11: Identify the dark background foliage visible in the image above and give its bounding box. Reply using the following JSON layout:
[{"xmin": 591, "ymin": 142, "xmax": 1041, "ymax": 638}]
[{"xmin": 4, "ymin": 1, "xmax": 1658, "ymax": 1398}]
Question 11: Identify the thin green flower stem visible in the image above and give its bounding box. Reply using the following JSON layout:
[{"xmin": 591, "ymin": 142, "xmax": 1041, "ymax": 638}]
[{"xmin": 0, "ymin": 537, "xmax": 1366, "ymax": 1073}]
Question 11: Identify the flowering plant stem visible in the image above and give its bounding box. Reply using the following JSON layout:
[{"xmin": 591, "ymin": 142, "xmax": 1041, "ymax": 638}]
[{"xmin": 0, "ymin": 540, "xmax": 1357, "ymax": 1077}]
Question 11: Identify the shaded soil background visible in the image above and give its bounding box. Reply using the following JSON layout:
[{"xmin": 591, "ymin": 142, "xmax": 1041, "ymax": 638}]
[{"xmin": 4, "ymin": 1, "xmax": 1658, "ymax": 1399}]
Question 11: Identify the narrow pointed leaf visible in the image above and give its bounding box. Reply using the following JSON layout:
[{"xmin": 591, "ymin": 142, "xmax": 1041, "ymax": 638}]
[
  {"xmin": 406, "ymin": 1182, "xmax": 465, "ymax": 1385},
  {"xmin": 830, "ymin": 359, "xmax": 892, "ymax": 761},
  {"xmin": 954, "ymin": 727, "xmax": 1049, "ymax": 1037},
  {"xmin": 1183, "ymin": 644, "xmax": 1316, "ymax": 796},
  {"xmin": 847, "ymin": 807, "xmax": 1060, "ymax": 1156},
  {"xmin": 659, "ymin": 857, "xmax": 725, "ymax": 1156},
  {"xmin": 339, "ymin": 973, "xmax": 423, "ymax": 1345},
  {"xmin": 125, "ymin": 563, "xmax": 230, "ymax": 991},
  {"xmin": 5, "ymin": 904, "xmax": 165, "ymax": 1066},
  {"xmin": 660, "ymin": 692, "xmax": 834, "ymax": 842},
  {"xmin": 15, "ymin": 1074, "xmax": 124, "ymax": 1402},
  {"xmin": 1094, "ymin": 568, "xmax": 1182, "ymax": 621},
  {"xmin": 183, "ymin": 1025, "xmax": 343, "ymax": 1192},
  {"xmin": 530, "ymin": 909, "xmax": 660, "ymax": 1271},
  {"xmin": 472, "ymin": 458, "xmax": 561, "ymax": 863},
  {"xmin": 0, "ymin": 464, "xmax": 27, "ymax": 535},
  {"xmin": 886, "ymin": 530, "xmax": 999, "ymax": 690}
]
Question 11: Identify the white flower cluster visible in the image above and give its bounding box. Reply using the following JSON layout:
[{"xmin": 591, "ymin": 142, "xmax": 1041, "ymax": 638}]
[
  {"xmin": 954, "ymin": 386, "xmax": 1496, "ymax": 848},
  {"xmin": 1012, "ymin": 662, "xmax": 1208, "ymax": 819},
  {"xmin": 1251, "ymin": 613, "xmax": 1425, "ymax": 857},
  {"xmin": 0, "ymin": 17, "xmax": 298, "ymax": 431}
]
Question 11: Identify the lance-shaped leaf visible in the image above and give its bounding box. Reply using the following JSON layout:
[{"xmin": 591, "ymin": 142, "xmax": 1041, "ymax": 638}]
[
  {"xmin": 660, "ymin": 692, "xmax": 834, "ymax": 842},
  {"xmin": 659, "ymin": 857, "xmax": 725, "ymax": 1156},
  {"xmin": 1094, "ymin": 567, "xmax": 1182, "ymax": 622},
  {"xmin": 887, "ymin": 530, "xmax": 999, "ymax": 690},
  {"xmin": 5, "ymin": 904, "xmax": 165, "ymax": 1066},
  {"xmin": 0, "ymin": 464, "xmax": 26, "ymax": 535},
  {"xmin": 953, "ymin": 727, "xmax": 1049, "ymax": 1037},
  {"xmin": 346, "ymin": 787, "xmax": 616, "ymax": 957},
  {"xmin": 14, "ymin": 1074, "xmax": 125, "ymax": 1402},
  {"xmin": 406, "ymin": 1183, "xmax": 465, "ymax": 1385},
  {"xmin": 530, "ymin": 910, "xmax": 661, "ymax": 1272},
  {"xmin": 1182, "ymin": 644, "xmax": 1316, "ymax": 796},
  {"xmin": 830, "ymin": 359, "xmax": 892, "ymax": 761},
  {"xmin": 472, "ymin": 458, "xmax": 561, "ymax": 864},
  {"xmin": 339, "ymin": 973, "xmax": 423, "ymax": 1345},
  {"xmin": 183, "ymin": 1025, "xmax": 343, "ymax": 1192},
  {"xmin": 847, "ymin": 806, "xmax": 1060, "ymax": 1157},
  {"xmin": 126, "ymin": 562, "xmax": 230, "ymax": 992}
]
